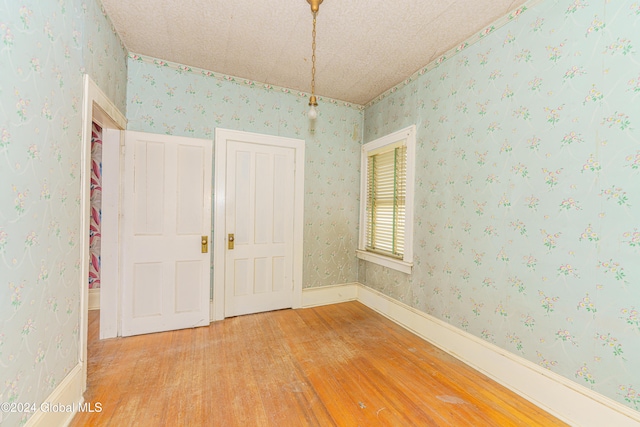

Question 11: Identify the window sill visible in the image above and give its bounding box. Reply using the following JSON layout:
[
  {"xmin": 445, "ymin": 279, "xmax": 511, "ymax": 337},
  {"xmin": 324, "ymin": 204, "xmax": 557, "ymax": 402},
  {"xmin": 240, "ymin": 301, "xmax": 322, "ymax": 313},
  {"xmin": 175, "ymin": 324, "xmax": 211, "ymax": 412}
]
[{"xmin": 356, "ymin": 250, "xmax": 413, "ymax": 274}]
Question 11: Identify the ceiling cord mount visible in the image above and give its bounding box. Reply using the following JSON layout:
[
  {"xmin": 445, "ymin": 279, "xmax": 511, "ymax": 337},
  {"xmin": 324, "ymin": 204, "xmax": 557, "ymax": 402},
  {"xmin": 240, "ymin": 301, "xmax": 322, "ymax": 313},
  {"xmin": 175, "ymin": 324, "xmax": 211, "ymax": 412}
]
[{"xmin": 307, "ymin": 0, "xmax": 323, "ymax": 120}]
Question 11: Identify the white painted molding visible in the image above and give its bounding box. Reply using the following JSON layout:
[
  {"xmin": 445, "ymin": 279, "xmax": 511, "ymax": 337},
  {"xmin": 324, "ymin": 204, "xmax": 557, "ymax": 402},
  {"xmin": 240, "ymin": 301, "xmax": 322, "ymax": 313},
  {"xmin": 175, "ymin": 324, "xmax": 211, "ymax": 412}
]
[
  {"xmin": 99, "ymin": 127, "xmax": 123, "ymax": 339},
  {"xmin": 24, "ymin": 363, "xmax": 83, "ymax": 427},
  {"xmin": 80, "ymin": 74, "xmax": 127, "ymax": 390},
  {"xmin": 358, "ymin": 125, "xmax": 416, "ymax": 274},
  {"xmin": 88, "ymin": 289, "xmax": 100, "ymax": 311},
  {"xmin": 355, "ymin": 250, "xmax": 412, "ymax": 274},
  {"xmin": 301, "ymin": 283, "xmax": 358, "ymax": 308},
  {"xmin": 355, "ymin": 284, "xmax": 640, "ymax": 427}
]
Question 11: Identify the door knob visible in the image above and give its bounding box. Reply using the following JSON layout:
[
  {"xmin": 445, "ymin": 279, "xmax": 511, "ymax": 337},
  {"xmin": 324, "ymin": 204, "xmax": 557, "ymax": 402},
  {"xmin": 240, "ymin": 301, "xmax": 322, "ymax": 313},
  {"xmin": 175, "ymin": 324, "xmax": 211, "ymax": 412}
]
[
  {"xmin": 228, "ymin": 233, "xmax": 235, "ymax": 250},
  {"xmin": 201, "ymin": 235, "xmax": 208, "ymax": 253}
]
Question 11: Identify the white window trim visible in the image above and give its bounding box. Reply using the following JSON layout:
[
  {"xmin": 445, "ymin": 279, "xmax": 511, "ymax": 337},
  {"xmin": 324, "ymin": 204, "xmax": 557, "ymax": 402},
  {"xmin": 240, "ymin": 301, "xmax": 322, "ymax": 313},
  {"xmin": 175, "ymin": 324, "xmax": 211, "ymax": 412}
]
[{"xmin": 357, "ymin": 125, "xmax": 415, "ymax": 274}]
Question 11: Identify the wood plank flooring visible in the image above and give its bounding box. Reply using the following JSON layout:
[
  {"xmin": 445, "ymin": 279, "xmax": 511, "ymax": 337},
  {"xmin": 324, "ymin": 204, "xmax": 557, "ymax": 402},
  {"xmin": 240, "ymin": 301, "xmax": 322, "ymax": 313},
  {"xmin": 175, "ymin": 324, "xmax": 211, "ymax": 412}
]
[{"xmin": 71, "ymin": 302, "xmax": 567, "ymax": 426}]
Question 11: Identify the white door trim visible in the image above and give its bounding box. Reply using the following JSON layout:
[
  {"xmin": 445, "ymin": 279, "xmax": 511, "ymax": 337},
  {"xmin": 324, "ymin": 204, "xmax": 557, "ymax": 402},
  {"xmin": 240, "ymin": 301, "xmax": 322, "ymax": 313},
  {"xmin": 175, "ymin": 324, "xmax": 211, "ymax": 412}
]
[
  {"xmin": 99, "ymin": 127, "xmax": 123, "ymax": 338},
  {"xmin": 213, "ymin": 129, "xmax": 305, "ymax": 321},
  {"xmin": 80, "ymin": 74, "xmax": 127, "ymax": 391}
]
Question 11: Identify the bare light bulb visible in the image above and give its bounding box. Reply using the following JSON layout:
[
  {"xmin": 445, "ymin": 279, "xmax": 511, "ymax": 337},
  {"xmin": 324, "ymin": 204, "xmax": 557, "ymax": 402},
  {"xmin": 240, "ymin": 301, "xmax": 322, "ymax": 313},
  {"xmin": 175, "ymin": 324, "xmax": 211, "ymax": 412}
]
[{"xmin": 308, "ymin": 104, "xmax": 318, "ymax": 120}]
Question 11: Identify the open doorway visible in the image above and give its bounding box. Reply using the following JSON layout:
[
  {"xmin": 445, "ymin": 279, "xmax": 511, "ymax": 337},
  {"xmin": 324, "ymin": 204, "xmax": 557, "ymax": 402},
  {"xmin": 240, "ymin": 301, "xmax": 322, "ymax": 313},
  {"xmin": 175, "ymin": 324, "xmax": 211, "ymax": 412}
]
[{"xmin": 80, "ymin": 74, "xmax": 127, "ymax": 390}]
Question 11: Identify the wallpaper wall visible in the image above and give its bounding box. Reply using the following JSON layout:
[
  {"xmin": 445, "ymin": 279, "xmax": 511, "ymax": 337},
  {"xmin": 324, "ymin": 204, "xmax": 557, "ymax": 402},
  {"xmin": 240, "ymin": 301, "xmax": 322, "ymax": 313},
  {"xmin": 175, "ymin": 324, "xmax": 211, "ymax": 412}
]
[
  {"xmin": 363, "ymin": 0, "xmax": 640, "ymax": 411},
  {"xmin": 0, "ymin": 0, "xmax": 126, "ymax": 425},
  {"xmin": 126, "ymin": 55, "xmax": 364, "ymax": 289},
  {"xmin": 2, "ymin": 0, "xmax": 637, "ymax": 422}
]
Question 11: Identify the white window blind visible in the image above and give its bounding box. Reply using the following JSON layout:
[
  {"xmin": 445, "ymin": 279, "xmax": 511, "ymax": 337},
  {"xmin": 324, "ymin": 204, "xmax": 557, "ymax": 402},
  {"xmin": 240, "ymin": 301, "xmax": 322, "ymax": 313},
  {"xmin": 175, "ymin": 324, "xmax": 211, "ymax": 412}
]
[{"xmin": 365, "ymin": 142, "xmax": 406, "ymax": 258}]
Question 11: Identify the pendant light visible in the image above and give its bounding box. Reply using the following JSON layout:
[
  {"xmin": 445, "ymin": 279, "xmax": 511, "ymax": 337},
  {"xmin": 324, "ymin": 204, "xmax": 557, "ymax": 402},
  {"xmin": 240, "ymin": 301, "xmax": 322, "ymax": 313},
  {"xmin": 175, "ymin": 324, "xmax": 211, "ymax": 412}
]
[{"xmin": 307, "ymin": 0, "xmax": 322, "ymax": 120}]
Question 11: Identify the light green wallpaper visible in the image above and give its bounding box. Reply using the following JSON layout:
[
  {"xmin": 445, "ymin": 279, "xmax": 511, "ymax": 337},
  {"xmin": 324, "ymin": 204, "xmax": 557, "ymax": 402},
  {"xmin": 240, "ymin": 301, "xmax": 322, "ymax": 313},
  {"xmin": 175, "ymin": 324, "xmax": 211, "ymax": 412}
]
[
  {"xmin": 83, "ymin": 0, "xmax": 128, "ymax": 113},
  {"xmin": 0, "ymin": 0, "xmax": 127, "ymax": 425},
  {"xmin": 2, "ymin": 0, "xmax": 637, "ymax": 421},
  {"xmin": 364, "ymin": 0, "xmax": 640, "ymax": 411},
  {"xmin": 126, "ymin": 56, "xmax": 364, "ymax": 289}
]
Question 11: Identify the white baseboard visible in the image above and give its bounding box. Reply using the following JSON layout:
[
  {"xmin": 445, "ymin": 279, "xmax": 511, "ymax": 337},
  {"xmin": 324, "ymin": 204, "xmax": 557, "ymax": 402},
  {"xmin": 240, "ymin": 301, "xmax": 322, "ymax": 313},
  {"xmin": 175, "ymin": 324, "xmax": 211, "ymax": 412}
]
[
  {"xmin": 301, "ymin": 283, "xmax": 640, "ymax": 426},
  {"xmin": 301, "ymin": 282, "xmax": 358, "ymax": 308},
  {"xmin": 88, "ymin": 288, "xmax": 100, "ymax": 311},
  {"xmin": 24, "ymin": 363, "xmax": 84, "ymax": 427}
]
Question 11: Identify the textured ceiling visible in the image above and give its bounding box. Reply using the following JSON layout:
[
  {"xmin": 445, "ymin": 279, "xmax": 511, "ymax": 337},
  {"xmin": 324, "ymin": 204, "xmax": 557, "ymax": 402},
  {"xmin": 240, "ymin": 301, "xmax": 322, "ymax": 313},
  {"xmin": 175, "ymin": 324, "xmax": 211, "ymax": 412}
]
[{"xmin": 101, "ymin": 0, "xmax": 529, "ymax": 105}]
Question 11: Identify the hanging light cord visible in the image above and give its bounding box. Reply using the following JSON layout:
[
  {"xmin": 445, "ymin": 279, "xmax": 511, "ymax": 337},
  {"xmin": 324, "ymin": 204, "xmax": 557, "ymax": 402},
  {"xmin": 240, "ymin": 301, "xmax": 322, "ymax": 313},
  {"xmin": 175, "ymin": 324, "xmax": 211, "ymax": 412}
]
[{"xmin": 310, "ymin": 11, "xmax": 318, "ymax": 105}]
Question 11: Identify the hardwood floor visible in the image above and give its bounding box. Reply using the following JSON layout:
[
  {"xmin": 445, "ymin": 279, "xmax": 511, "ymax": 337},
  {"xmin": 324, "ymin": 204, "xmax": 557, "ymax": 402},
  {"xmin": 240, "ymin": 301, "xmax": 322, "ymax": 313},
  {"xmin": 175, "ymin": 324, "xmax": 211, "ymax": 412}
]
[{"xmin": 72, "ymin": 302, "xmax": 567, "ymax": 426}]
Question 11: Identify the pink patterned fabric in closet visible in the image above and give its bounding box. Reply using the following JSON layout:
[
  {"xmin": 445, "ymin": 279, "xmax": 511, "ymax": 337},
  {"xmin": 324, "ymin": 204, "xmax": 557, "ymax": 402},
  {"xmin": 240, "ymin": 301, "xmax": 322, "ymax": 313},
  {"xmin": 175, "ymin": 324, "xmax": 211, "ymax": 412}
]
[{"xmin": 89, "ymin": 122, "xmax": 102, "ymax": 289}]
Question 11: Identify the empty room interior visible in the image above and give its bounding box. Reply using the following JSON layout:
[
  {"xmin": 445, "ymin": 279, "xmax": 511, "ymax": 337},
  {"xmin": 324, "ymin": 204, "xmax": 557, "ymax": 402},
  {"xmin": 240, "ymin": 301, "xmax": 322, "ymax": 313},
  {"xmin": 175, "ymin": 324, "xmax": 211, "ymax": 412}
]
[{"xmin": 1, "ymin": 0, "xmax": 639, "ymax": 426}]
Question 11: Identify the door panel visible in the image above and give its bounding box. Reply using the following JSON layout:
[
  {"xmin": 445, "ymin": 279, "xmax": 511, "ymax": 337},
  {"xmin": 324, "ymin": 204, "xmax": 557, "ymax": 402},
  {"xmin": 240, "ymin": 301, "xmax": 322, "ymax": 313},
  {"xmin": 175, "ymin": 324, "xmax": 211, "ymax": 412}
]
[
  {"xmin": 177, "ymin": 145, "xmax": 205, "ymax": 234},
  {"xmin": 122, "ymin": 131, "xmax": 212, "ymax": 336},
  {"xmin": 224, "ymin": 140, "xmax": 295, "ymax": 317},
  {"xmin": 175, "ymin": 260, "xmax": 202, "ymax": 312},
  {"xmin": 133, "ymin": 262, "xmax": 162, "ymax": 317},
  {"xmin": 133, "ymin": 140, "xmax": 164, "ymax": 234}
]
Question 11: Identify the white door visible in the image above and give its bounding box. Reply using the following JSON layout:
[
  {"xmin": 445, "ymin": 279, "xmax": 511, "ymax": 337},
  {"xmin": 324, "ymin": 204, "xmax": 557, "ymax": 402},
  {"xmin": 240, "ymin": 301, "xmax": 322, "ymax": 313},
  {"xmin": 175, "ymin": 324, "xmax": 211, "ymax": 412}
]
[
  {"xmin": 214, "ymin": 129, "xmax": 305, "ymax": 319},
  {"xmin": 121, "ymin": 131, "xmax": 212, "ymax": 336}
]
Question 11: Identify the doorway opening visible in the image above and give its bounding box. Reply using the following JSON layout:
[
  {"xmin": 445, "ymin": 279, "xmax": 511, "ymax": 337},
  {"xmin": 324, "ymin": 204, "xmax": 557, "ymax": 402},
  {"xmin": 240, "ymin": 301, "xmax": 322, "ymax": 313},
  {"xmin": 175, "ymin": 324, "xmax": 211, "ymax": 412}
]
[{"xmin": 80, "ymin": 74, "xmax": 127, "ymax": 390}]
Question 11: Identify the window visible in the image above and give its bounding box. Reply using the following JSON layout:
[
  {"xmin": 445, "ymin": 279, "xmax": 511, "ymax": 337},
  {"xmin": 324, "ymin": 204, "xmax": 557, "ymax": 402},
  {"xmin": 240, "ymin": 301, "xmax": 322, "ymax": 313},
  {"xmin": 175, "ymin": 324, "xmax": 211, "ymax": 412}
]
[
  {"xmin": 357, "ymin": 125, "xmax": 415, "ymax": 274},
  {"xmin": 365, "ymin": 142, "xmax": 406, "ymax": 257}
]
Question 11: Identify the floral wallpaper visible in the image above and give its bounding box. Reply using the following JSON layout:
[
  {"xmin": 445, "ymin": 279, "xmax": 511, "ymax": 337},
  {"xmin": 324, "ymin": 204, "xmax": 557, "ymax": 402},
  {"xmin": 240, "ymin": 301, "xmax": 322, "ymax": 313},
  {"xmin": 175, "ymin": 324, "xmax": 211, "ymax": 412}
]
[
  {"xmin": 363, "ymin": 0, "xmax": 640, "ymax": 412},
  {"xmin": 2, "ymin": 0, "xmax": 637, "ymax": 422},
  {"xmin": 89, "ymin": 122, "xmax": 102, "ymax": 289},
  {"xmin": 0, "ymin": 0, "xmax": 126, "ymax": 425},
  {"xmin": 126, "ymin": 55, "xmax": 364, "ymax": 289},
  {"xmin": 83, "ymin": 0, "xmax": 128, "ymax": 113}
]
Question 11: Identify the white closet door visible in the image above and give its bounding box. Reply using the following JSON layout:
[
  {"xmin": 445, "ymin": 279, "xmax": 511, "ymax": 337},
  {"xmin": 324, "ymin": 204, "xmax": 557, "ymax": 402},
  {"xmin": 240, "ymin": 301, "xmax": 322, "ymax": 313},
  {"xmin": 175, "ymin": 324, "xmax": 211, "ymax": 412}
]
[
  {"xmin": 224, "ymin": 140, "xmax": 296, "ymax": 317},
  {"xmin": 213, "ymin": 128, "xmax": 305, "ymax": 320}
]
